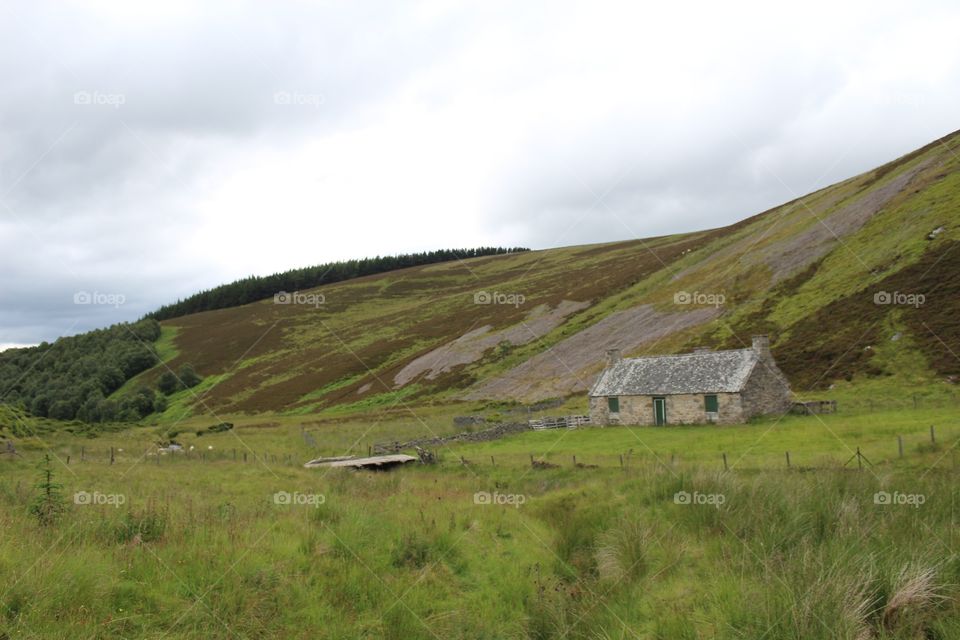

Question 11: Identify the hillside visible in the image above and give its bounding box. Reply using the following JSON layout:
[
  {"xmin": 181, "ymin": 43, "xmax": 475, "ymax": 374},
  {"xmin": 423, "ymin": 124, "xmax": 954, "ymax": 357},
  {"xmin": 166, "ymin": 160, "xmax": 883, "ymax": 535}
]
[
  {"xmin": 8, "ymin": 129, "xmax": 960, "ymax": 421},
  {"xmin": 120, "ymin": 128, "xmax": 957, "ymax": 418}
]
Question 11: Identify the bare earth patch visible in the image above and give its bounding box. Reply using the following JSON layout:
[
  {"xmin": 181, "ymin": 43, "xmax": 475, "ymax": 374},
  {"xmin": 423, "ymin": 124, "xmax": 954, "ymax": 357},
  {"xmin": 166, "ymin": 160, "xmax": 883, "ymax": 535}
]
[
  {"xmin": 393, "ymin": 300, "xmax": 590, "ymax": 387},
  {"xmin": 759, "ymin": 157, "xmax": 936, "ymax": 280},
  {"xmin": 465, "ymin": 303, "xmax": 722, "ymax": 402}
]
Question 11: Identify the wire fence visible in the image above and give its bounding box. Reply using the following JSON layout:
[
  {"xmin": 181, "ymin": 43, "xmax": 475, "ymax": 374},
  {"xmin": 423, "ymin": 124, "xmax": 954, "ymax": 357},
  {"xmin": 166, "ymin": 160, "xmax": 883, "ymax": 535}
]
[{"xmin": 7, "ymin": 422, "xmax": 951, "ymax": 475}]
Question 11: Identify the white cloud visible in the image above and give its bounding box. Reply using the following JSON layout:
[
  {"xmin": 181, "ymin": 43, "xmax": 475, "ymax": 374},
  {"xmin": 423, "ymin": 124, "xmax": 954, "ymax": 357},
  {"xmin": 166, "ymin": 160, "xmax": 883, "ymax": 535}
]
[{"xmin": 1, "ymin": 0, "xmax": 959, "ymax": 344}]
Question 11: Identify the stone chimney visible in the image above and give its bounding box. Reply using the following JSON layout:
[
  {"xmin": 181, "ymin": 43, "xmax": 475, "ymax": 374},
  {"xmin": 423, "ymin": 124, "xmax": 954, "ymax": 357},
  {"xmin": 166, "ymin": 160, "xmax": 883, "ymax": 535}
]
[
  {"xmin": 605, "ymin": 349, "xmax": 622, "ymax": 367},
  {"xmin": 752, "ymin": 335, "xmax": 771, "ymax": 356}
]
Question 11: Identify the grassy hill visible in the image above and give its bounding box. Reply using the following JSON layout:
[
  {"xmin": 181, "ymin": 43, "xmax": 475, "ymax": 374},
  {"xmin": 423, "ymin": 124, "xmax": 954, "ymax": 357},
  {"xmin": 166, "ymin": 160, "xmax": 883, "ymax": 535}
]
[{"xmin": 128, "ymin": 128, "xmax": 960, "ymax": 420}]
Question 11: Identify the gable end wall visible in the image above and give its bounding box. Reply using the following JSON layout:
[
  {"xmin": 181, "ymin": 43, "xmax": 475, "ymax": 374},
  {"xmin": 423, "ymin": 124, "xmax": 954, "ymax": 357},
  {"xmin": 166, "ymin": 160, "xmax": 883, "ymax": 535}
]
[{"xmin": 739, "ymin": 355, "xmax": 792, "ymax": 419}]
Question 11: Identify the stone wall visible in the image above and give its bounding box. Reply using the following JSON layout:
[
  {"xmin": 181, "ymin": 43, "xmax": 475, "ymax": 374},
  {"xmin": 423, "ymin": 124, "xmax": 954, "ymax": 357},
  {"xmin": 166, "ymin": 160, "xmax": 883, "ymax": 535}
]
[
  {"xmin": 373, "ymin": 422, "xmax": 531, "ymax": 454},
  {"xmin": 740, "ymin": 354, "xmax": 793, "ymax": 419},
  {"xmin": 590, "ymin": 392, "xmax": 744, "ymax": 426}
]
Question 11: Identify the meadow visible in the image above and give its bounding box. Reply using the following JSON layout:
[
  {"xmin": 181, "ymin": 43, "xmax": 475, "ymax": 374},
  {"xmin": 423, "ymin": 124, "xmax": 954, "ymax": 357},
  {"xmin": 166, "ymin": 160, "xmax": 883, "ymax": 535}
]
[{"xmin": 2, "ymin": 399, "xmax": 959, "ymax": 639}]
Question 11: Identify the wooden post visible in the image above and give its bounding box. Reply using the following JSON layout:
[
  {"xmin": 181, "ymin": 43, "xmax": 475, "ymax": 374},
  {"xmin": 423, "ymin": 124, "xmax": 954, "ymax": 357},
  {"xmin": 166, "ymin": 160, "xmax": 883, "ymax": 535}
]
[
  {"xmin": 572, "ymin": 455, "xmax": 577, "ymax": 467},
  {"xmin": 243, "ymin": 452, "xmax": 247, "ymax": 462},
  {"xmin": 619, "ymin": 454, "xmax": 624, "ymax": 468},
  {"xmin": 66, "ymin": 455, "xmax": 70, "ymax": 465},
  {"xmin": 233, "ymin": 448, "xmax": 237, "ymax": 461},
  {"xmin": 785, "ymin": 451, "xmax": 791, "ymax": 468},
  {"xmin": 857, "ymin": 447, "xmax": 862, "ymax": 471},
  {"xmin": 529, "ymin": 454, "xmax": 534, "ymax": 467},
  {"xmin": 490, "ymin": 455, "xmax": 495, "ymax": 467},
  {"xmin": 110, "ymin": 447, "xmax": 115, "ymax": 465},
  {"xmin": 368, "ymin": 445, "xmax": 372, "ymax": 457},
  {"xmin": 898, "ymin": 436, "xmax": 904, "ymax": 458},
  {"xmin": 722, "ymin": 452, "xmax": 728, "ymax": 471},
  {"xmin": 930, "ymin": 425, "xmax": 936, "ymax": 444}
]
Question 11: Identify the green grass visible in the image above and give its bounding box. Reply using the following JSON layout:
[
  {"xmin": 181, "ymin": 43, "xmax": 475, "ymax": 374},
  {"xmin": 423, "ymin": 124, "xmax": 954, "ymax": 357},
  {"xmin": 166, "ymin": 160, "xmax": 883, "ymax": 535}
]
[{"xmin": 2, "ymin": 400, "xmax": 960, "ymax": 638}]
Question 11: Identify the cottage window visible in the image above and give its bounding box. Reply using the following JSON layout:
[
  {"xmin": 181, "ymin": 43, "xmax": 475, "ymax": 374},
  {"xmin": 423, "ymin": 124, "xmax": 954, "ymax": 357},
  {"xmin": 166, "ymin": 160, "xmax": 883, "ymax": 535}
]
[
  {"xmin": 704, "ymin": 394, "xmax": 719, "ymax": 413},
  {"xmin": 607, "ymin": 397, "xmax": 620, "ymax": 413}
]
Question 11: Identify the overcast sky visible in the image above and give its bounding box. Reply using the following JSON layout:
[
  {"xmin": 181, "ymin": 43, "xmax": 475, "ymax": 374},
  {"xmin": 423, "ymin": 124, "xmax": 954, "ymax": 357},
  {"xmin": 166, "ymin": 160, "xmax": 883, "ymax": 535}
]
[{"xmin": 1, "ymin": 0, "xmax": 959, "ymax": 349}]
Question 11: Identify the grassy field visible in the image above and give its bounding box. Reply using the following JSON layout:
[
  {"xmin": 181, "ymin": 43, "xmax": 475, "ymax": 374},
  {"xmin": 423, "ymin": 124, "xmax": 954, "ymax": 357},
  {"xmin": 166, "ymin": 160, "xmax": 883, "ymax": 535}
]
[{"xmin": 2, "ymin": 399, "xmax": 959, "ymax": 639}]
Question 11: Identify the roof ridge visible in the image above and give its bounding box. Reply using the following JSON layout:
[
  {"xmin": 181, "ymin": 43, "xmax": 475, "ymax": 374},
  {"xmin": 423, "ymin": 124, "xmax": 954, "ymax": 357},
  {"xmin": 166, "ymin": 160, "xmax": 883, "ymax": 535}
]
[{"xmin": 621, "ymin": 347, "xmax": 756, "ymax": 361}]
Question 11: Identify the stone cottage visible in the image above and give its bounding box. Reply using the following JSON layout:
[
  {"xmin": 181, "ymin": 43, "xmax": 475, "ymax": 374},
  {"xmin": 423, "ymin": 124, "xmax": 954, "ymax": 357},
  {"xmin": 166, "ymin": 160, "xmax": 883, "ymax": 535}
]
[{"xmin": 588, "ymin": 336, "xmax": 792, "ymax": 426}]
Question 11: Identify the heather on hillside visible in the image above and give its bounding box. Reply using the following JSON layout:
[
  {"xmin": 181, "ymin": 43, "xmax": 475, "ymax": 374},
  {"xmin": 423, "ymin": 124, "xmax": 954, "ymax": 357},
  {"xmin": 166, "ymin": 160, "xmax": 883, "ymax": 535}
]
[{"xmin": 147, "ymin": 247, "xmax": 530, "ymax": 321}]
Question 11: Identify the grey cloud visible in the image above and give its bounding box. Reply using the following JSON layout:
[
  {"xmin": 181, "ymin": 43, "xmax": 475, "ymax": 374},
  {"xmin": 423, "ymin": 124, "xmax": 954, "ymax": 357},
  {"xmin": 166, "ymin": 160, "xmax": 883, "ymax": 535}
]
[{"xmin": 1, "ymin": 0, "xmax": 959, "ymax": 347}]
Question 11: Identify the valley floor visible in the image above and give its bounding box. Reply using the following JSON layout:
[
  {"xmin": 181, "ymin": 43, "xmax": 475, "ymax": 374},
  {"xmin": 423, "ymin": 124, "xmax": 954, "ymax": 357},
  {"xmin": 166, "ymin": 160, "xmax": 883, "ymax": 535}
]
[{"xmin": 2, "ymin": 400, "xmax": 959, "ymax": 638}]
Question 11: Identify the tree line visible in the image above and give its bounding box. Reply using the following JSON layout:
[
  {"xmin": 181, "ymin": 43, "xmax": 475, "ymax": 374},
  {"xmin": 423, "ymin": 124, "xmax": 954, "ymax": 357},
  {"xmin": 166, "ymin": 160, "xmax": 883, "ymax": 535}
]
[
  {"xmin": 0, "ymin": 319, "xmax": 168, "ymax": 423},
  {"xmin": 146, "ymin": 247, "xmax": 530, "ymax": 321}
]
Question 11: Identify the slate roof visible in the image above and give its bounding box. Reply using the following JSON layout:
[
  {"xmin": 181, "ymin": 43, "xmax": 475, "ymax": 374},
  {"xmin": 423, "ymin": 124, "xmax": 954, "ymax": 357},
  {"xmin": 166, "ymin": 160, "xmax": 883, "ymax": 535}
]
[{"xmin": 589, "ymin": 348, "xmax": 760, "ymax": 396}]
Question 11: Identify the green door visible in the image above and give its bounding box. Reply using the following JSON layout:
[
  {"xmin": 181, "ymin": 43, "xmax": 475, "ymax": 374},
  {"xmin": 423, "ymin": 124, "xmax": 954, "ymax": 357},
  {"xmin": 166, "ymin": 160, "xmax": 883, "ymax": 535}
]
[{"xmin": 653, "ymin": 397, "xmax": 667, "ymax": 425}]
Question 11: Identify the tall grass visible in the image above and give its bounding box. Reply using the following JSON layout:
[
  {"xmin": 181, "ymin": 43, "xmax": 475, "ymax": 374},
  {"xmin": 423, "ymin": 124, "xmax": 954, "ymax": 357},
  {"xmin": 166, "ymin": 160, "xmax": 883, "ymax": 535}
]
[{"xmin": 1, "ymin": 415, "xmax": 957, "ymax": 638}]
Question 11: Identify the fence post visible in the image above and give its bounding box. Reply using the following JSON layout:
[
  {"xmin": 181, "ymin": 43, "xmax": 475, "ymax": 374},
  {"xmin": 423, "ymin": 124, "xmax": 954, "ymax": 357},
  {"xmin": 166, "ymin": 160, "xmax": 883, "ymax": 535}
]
[
  {"xmin": 530, "ymin": 454, "xmax": 534, "ymax": 467},
  {"xmin": 110, "ymin": 447, "xmax": 115, "ymax": 465},
  {"xmin": 785, "ymin": 451, "xmax": 791, "ymax": 468},
  {"xmin": 572, "ymin": 455, "xmax": 577, "ymax": 467},
  {"xmin": 930, "ymin": 425, "xmax": 936, "ymax": 445},
  {"xmin": 898, "ymin": 436, "xmax": 904, "ymax": 458},
  {"xmin": 722, "ymin": 452, "xmax": 728, "ymax": 471},
  {"xmin": 619, "ymin": 454, "xmax": 624, "ymax": 468},
  {"xmin": 857, "ymin": 447, "xmax": 862, "ymax": 471},
  {"xmin": 490, "ymin": 455, "xmax": 495, "ymax": 467}
]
